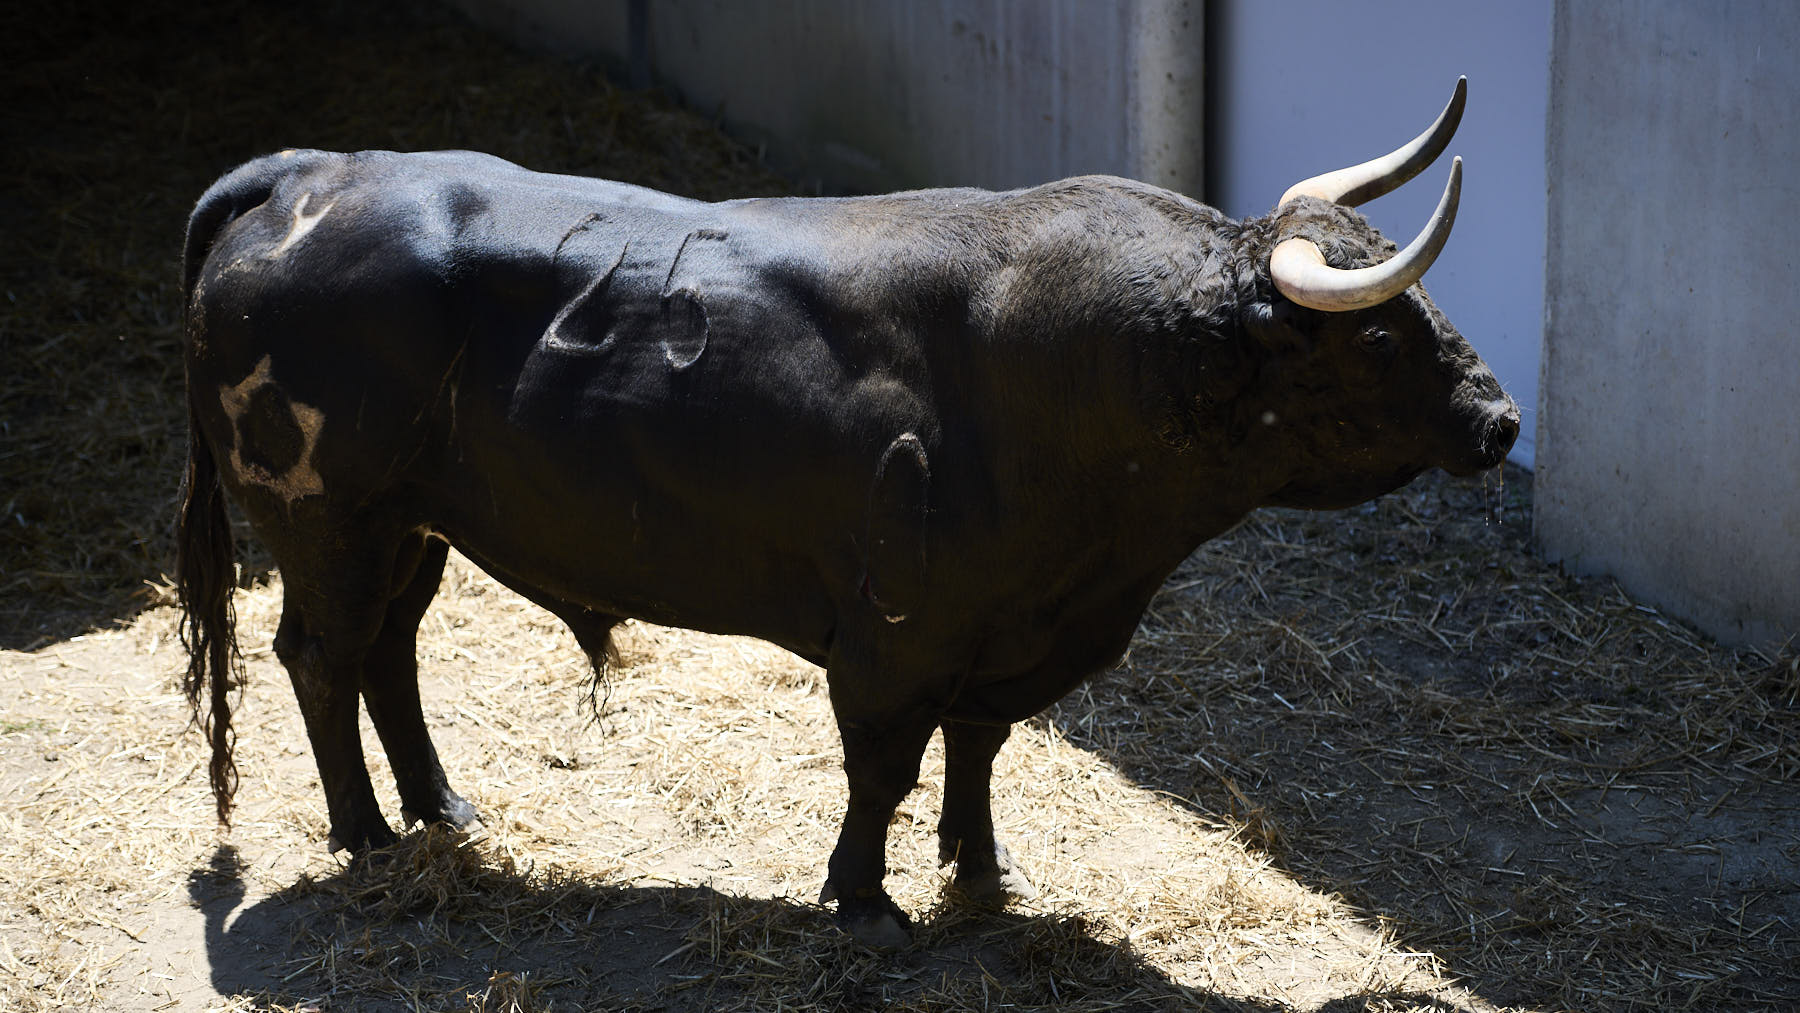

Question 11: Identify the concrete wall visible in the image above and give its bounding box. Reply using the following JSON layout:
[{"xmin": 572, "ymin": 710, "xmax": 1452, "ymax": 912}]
[
  {"xmin": 1208, "ymin": 0, "xmax": 1551, "ymax": 470},
  {"xmin": 447, "ymin": 0, "xmax": 1204, "ymax": 195},
  {"xmin": 1538, "ymin": 1, "xmax": 1800, "ymax": 647}
]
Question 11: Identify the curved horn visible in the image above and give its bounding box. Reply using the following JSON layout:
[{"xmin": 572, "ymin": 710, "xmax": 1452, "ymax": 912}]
[
  {"xmin": 1278, "ymin": 77, "xmax": 1465, "ymax": 208},
  {"xmin": 1270, "ymin": 157, "xmax": 1461, "ymax": 313}
]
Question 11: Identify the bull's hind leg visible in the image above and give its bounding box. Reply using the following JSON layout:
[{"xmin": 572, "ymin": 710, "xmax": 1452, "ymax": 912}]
[
  {"xmin": 272, "ymin": 570, "xmax": 396, "ymax": 853},
  {"xmin": 269, "ymin": 525, "xmax": 452, "ymax": 852},
  {"xmin": 938, "ymin": 720, "xmax": 1037, "ymax": 904},
  {"xmin": 358, "ymin": 534, "xmax": 478, "ymax": 831}
]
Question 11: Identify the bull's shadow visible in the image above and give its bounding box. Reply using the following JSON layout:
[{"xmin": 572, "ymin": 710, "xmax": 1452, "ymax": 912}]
[{"xmin": 191, "ymin": 836, "xmax": 1341, "ymax": 1012}]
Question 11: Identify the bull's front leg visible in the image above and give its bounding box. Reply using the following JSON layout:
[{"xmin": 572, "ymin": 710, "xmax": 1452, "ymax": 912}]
[
  {"xmin": 819, "ymin": 704, "xmax": 937, "ymax": 949},
  {"xmin": 938, "ymin": 719, "xmax": 1037, "ymax": 904}
]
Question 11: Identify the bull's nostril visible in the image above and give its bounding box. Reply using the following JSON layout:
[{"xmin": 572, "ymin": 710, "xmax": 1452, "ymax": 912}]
[{"xmin": 1485, "ymin": 406, "xmax": 1521, "ymax": 458}]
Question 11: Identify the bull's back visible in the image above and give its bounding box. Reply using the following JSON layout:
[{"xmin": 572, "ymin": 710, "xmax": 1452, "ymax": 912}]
[{"xmin": 188, "ymin": 149, "xmax": 723, "ymax": 479}]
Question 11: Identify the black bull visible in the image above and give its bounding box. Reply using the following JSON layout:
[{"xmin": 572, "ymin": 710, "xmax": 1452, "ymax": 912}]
[{"xmin": 178, "ymin": 81, "xmax": 1516, "ymax": 945}]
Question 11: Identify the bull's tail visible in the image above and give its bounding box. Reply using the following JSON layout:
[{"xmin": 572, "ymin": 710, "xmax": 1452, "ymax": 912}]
[
  {"xmin": 177, "ymin": 152, "xmax": 317, "ymax": 824},
  {"xmin": 177, "ymin": 398, "xmax": 240, "ymax": 825}
]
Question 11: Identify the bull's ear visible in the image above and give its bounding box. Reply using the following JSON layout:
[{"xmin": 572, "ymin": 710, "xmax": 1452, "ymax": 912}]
[{"xmin": 1245, "ymin": 300, "xmax": 1311, "ymax": 354}]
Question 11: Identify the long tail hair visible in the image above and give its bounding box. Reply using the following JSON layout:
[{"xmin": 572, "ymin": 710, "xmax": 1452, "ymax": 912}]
[{"xmin": 177, "ymin": 396, "xmax": 240, "ymax": 824}]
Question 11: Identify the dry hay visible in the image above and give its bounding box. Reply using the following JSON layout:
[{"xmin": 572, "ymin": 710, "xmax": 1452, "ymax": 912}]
[
  {"xmin": 1, "ymin": 553, "xmax": 1464, "ymax": 1012},
  {"xmin": 2, "ymin": 0, "xmax": 1797, "ymax": 1010}
]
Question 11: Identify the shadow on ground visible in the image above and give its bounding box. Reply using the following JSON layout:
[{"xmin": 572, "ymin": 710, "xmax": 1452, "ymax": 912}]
[{"xmin": 188, "ymin": 835, "xmax": 1348, "ymax": 1013}]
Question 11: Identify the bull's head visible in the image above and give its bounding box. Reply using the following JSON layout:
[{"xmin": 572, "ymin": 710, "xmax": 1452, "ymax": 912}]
[{"xmin": 1245, "ymin": 78, "xmax": 1519, "ymax": 509}]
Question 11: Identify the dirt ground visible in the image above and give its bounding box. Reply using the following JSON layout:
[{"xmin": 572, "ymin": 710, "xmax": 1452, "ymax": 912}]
[{"xmin": 3, "ymin": 1, "xmax": 1796, "ymax": 1010}]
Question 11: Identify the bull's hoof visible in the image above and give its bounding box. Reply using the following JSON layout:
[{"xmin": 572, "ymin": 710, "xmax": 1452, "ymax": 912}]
[
  {"xmin": 400, "ymin": 793, "xmax": 480, "ymax": 831},
  {"xmin": 842, "ymin": 907, "xmax": 912, "ymax": 950},
  {"xmin": 326, "ymin": 821, "xmax": 398, "ymax": 855},
  {"xmin": 819, "ymin": 881, "xmax": 913, "ymax": 950},
  {"xmin": 954, "ymin": 864, "xmax": 1038, "ymax": 905},
  {"xmin": 943, "ymin": 841, "xmax": 1038, "ymax": 906}
]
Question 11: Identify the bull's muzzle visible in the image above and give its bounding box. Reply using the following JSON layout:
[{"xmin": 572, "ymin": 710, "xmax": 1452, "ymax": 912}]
[{"xmin": 1461, "ymin": 397, "xmax": 1520, "ymax": 474}]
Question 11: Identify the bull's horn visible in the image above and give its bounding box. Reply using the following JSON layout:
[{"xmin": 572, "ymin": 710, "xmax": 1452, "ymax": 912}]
[
  {"xmin": 1278, "ymin": 77, "xmax": 1465, "ymax": 208},
  {"xmin": 1270, "ymin": 156, "xmax": 1461, "ymax": 313}
]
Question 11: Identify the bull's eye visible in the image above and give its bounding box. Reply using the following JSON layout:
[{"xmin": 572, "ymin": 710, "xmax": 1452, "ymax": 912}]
[{"xmin": 1358, "ymin": 327, "xmax": 1392, "ymax": 351}]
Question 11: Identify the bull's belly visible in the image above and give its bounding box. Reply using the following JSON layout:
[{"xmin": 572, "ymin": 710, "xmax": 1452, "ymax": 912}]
[{"xmin": 430, "ymin": 488, "xmax": 844, "ymax": 666}]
